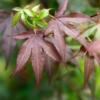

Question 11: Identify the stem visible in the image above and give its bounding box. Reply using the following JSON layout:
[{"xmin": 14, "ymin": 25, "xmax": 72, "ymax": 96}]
[
  {"xmin": 11, "ymin": 13, "xmax": 14, "ymax": 17},
  {"xmin": 48, "ymin": 14, "xmax": 56, "ymax": 19},
  {"xmin": 80, "ymin": 24, "xmax": 92, "ymax": 43},
  {"xmin": 34, "ymin": 28, "xmax": 37, "ymax": 35},
  {"xmin": 97, "ymin": 13, "xmax": 100, "ymax": 23},
  {"xmin": 90, "ymin": 13, "xmax": 98, "ymax": 18}
]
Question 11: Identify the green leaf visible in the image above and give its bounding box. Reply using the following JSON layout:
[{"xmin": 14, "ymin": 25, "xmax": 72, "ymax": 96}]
[
  {"xmin": 35, "ymin": 20, "xmax": 47, "ymax": 27},
  {"xmin": 12, "ymin": 11, "xmax": 21, "ymax": 26},
  {"xmin": 32, "ymin": 5, "xmax": 40, "ymax": 13},
  {"xmin": 37, "ymin": 9, "xmax": 49, "ymax": 20},
  {"xmin": 21, "ymin": 11, "xmax": 36, "ymax": 28},
  {"xmin": 33, "ymin": 21, "xmax": 36, "ymax": 26},
  {"xmin": 24, "ymin": 9, "xmax": 35, "ymax": 17},
  {"xmin": 13, "ymin": 7, "xmax": 21, "ymax": 11}
]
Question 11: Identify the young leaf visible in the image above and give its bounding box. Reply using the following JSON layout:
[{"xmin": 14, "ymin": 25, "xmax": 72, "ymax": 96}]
[
  {"xmin": 13, "ymin": 7, "xmax": 21, "ymax": 11},
  {"xmin": 37, "ymin": 9, "xmax": 49, "ymax": 20},
  {"xmin": 21, "ymin": 11, "xmax": 36, "ymax": 28},
  {"xmin": 82, "ymin": 52, "xmax": 94, "ymax": 89},
  {"xmin": 32, "ymin": 5, "xmax": 40, "ymax": 13},
  {"xmin": 12, "ymin": 11, "xmax": 21, "ymax": 26},
  {"xmin": 35, "ymin": 20, "xmax": 47, "ymax": 28},
  {"xmin": 24, "ymin": 9, "xmax": 35, "ymax": 17}
]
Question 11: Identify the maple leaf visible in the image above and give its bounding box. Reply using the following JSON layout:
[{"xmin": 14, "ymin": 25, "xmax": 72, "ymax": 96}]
[
  {"xmin": 45, "ymin": 0, "xmax": 90, "ymax": 63},
  {"xmin": 82, "ymin": 52, "xmax": 95, "ymax": 89},
  {"xmin": 0, "ymin": 10, "xmax": 26, "ymax": 69},
  {"xmin": 8, "ymin": 30, "xmax": 66, "ymax": 88}
]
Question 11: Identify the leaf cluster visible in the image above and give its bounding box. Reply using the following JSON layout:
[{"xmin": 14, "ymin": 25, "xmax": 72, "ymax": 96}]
[{"xmin": 0, "ymin": 0, "xmax": 100, "ymax": 89}]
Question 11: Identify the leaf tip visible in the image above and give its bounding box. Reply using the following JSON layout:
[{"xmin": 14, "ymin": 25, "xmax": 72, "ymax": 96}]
[{"xmin": 62, "ymin": 62, "xmax": 68, "ymax": 71}]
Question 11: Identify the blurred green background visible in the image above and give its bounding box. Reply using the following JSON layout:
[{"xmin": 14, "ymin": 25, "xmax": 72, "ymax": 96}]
[{"xmin": 0, "ymin": 0, "xmax": 100, "ymax": 100}]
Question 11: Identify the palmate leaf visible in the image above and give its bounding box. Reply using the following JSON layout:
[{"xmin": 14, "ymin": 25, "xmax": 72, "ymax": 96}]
[
  {"xmin": 45, "ymin": 0, "xmax": 90, "ymax": 63},
  {"xmin": 9, "ymin": 30, "xmax": 65, "ymax": 88},
  {"xmin": 0, "ymin": 10, "xmax": 26, "ymax": 69},
  {"xmin": 82, "ymin": 52, "xmax": 95, "ymax": 89},
  {"xmin": 51, "ymin": 1, "xmax": 100, "ymax": 88},
  {"xmin": 44, "ymin": 0, "xmax": 100, "ymax": 89}
]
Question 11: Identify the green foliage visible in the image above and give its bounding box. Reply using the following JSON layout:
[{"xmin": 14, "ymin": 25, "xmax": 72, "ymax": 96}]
[
  {"xmin": 32, "ymin": 5, "xmax": 40, "ymax": 13},
  {"xmin": 12, "ymin": 6, "xmax": 50, "ymax": 28},
  {"xmin": 37, "ymin": 9, "xmax": 49, "ymax": 20},
  {"xmin": 12, "ymin": 11, "xmax": 21, "ymax": 26}
]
